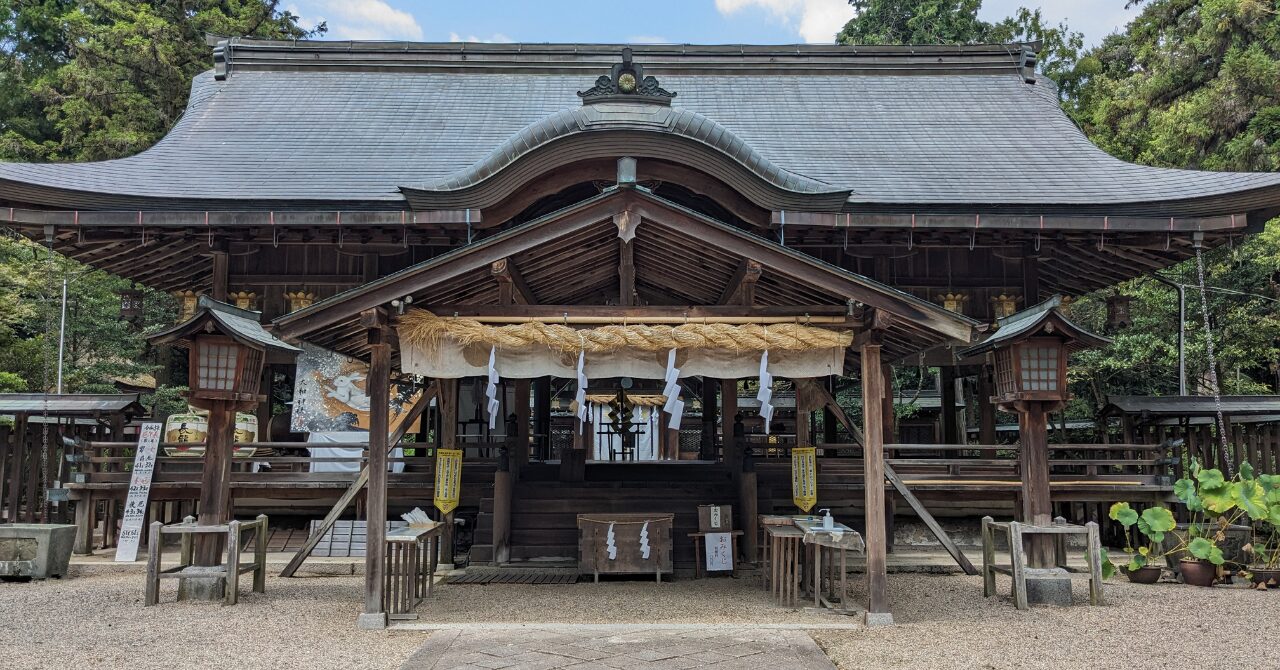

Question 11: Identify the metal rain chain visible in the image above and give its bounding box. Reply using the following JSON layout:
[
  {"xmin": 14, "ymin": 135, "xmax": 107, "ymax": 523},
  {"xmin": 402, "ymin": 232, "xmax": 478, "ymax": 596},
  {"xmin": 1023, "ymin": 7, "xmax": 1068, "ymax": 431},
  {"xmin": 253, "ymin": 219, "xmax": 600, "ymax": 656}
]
[{"xmin": 1193, "ymin": 243, "xmax": 1234, "ymax": 477}]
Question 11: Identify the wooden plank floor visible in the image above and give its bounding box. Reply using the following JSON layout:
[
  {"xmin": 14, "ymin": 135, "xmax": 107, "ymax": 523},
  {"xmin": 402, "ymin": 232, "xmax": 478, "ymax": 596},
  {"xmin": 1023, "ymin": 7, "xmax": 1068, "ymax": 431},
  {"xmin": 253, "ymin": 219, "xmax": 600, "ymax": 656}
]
[{"xmin": 444, "ymin": 571, "xmax": 580, "ymax": 585}]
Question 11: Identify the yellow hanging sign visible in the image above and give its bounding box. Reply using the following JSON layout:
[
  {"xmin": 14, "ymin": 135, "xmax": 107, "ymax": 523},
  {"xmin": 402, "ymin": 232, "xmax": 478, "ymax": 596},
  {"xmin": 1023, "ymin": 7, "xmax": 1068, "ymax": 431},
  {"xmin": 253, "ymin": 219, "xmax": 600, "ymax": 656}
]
[
  {"xmin": 434, "ymin": 448, "xmax": 463, "ymax": 515},
  {"xmin": 791, "ymin": 446, "xmax": 817, "ymax": 513}
]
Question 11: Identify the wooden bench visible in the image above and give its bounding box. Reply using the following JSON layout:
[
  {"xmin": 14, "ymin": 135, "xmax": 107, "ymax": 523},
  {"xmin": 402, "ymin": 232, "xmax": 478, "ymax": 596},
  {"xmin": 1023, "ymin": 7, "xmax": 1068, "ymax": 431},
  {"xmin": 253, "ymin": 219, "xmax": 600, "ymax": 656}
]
[
  {"xmin": 144, "ymin": 514, "xmax": 267, "ymax": 606},
  {"xmin": 981, "ymin": 515, "xmax": 1104, "ymax": 611}
]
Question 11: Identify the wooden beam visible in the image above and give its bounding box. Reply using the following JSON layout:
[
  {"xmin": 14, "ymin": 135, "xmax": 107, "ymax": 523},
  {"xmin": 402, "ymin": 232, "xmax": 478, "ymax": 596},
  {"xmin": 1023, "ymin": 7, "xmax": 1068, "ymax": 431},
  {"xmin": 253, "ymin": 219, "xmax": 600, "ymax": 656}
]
[
  {"xmin": 619, "ymin": 238, "xmax": 636, "ymax": 306},
  {"xmin": 1018, "ymin": 401, "xmax": 1054, "ymax": 568},
  {"xmin": 438, "ymin": 378, "xmax": 458, "ymax": 565},
  {"xmin": 423, "ymin": 304, "xmax": 850, "ymax": 320},
  {"xmin": 491, "ymin": 258, "xmax": 535, "ymax": 305},
  {"xmin": 210, "ymin": 246, "xmax": 229, "ymax": 302},
  {"xmin": 279, "ymin": 382, "xmax": 438, "ymax": 578},
  {"xmin": 717, "ymin": 259, "xmax": 762, "ymax": 305},
  {"xmin": 884, "ymin": 465, "xmax": 977, "ymax": 575},
  {"xmin": 978, "ymin": 364, "xmax": 997, "ymax": 444},
  {"xmin": 940, "ymin": 367, "xmax": 960, "ymax": 444},
  {"xmin": 860, "ymin": 343, "xmax": 892, "ymax": 624}
]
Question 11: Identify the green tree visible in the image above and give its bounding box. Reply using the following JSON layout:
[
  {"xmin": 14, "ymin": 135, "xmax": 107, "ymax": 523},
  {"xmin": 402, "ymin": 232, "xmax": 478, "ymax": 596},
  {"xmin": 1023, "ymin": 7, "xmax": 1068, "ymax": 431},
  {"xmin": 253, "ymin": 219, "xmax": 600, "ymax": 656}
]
[
  {"xmin": 837, "ymin": 0, "xmax": 995, "ymax": 45},
  {"xmin": 1, "ymin": 0, "xmax": 319, "ymax": 162}
]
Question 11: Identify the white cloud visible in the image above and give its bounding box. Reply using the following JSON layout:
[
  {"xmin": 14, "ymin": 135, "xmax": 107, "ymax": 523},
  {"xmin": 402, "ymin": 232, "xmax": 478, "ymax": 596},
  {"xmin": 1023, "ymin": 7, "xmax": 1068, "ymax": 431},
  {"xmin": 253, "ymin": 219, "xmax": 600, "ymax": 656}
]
[
  {"xmin": 289, "ymin": 1, "xmax": 423, "ymax": 41},
  {"xmin": 715, "ymin": 0, "xmax": 855, "ymax": 43},
  {"xmin": 448, "ymin": 32, "xmax": 515, "ymax": 43}
]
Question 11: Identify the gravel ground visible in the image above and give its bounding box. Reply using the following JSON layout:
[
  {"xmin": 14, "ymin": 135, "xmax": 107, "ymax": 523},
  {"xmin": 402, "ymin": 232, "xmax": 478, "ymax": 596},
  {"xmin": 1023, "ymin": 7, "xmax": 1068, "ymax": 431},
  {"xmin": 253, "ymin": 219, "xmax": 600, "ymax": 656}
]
[
  {"xmin": 5, "ymin": 571, "xmax": 1276, "ymax": 669},
  {"xmin": 0, "ymin": 573, "xmax": 423, "ymax": 670},
  {"xmin": 813, "ymin": 574, "xmax": 1279, "ymax": 669}
]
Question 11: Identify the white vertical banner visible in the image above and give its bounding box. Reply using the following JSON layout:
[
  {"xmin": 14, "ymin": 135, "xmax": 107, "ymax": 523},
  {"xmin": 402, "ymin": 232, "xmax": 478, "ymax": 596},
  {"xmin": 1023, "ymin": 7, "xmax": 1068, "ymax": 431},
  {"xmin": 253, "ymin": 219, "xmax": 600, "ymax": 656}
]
[
  {"xmin": 574, "ymin": 350, "xmax": 588, "ymax": 430},
  {"xmin": 115, "ymin": 422, "xmax": 163, "ymax": 562}
]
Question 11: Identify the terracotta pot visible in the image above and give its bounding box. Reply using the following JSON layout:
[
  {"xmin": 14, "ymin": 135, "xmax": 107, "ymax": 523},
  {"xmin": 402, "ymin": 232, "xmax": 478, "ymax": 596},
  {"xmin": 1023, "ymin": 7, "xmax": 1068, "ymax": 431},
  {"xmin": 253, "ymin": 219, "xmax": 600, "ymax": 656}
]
[
  {"xmin": 1125, "ymin": 565, "xmax": 1163, "ymax": 584},
  {"xmin": 1249, "ymin": 568, "xmax": 1280, "ymax": 589},
  {"xmin": 1179, "ymin": 559, "xmax": 1217, "ymax": 587}
]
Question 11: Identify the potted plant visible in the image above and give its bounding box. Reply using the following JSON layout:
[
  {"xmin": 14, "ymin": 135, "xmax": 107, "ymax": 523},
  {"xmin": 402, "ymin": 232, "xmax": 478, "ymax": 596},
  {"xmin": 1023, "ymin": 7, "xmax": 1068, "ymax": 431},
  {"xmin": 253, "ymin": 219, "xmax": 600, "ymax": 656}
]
[
  {"xmin": 1106, "ymin": 502, "xmax": 1175, "ymax": 583},
  {"xmin": 1163, "ymin": 460, "xmax": 1272, "ymax": 586},
  {"xmin": 1242, "ymin": 472, "xmax": 1280, "ymax": 588}
]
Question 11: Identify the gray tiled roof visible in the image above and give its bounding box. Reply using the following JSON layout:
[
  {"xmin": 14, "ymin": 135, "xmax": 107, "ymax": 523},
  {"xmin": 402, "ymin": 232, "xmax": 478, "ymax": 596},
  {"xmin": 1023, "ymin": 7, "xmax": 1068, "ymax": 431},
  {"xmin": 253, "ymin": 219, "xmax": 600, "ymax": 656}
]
[{"xmin": 2, "ymin": 40, "xmax": 1279, "ymax": 214}]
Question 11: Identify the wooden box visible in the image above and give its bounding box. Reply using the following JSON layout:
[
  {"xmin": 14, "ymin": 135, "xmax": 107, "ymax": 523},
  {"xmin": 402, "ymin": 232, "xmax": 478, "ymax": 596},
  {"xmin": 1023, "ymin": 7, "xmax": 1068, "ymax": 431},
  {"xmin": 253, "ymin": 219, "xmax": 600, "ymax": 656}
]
[
  {"xmin": 577, "ymin": 513, "xmax": 673, "ymax": 581},
  {"xmin": 697, "ymin": 504, "xmax": 733, "ymax": 532}
]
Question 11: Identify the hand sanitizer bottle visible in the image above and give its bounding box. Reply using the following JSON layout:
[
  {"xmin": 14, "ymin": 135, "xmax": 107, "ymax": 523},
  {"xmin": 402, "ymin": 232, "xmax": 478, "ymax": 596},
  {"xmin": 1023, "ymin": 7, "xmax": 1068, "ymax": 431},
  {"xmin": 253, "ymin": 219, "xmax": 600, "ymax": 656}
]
[{"xmin": 819, "ymin": 508, "xmax": 833, "ymax": 530}]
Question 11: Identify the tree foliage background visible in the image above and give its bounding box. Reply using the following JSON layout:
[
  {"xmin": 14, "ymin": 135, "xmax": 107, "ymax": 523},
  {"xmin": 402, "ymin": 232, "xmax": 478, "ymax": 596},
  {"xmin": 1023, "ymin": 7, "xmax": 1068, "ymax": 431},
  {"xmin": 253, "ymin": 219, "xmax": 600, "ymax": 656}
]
[
  {"xmin": 0, "ymin": 0, "xmax": 316, "ymax": 411},
  {"xmin": 839, "ymin": 0, "xmax": 1280, "ymax": 423},
  {"xmin": 0, "ymin": 1, "xmax": 1278, "ymax": 425}
]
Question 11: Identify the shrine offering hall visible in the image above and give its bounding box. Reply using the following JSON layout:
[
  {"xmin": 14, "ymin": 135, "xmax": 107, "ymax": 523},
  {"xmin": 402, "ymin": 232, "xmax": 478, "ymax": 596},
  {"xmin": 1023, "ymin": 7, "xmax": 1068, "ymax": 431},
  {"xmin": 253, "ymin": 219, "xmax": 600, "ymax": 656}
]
[{"xmin": 4, "ymin": 39, "xmax": 1280, "ymax": 626}]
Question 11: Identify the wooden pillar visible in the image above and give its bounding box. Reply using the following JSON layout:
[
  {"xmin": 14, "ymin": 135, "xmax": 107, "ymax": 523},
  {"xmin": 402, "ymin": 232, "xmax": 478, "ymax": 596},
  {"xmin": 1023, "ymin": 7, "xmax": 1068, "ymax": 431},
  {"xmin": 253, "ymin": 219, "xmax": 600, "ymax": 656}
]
[
  {"xmin": 493, "ymin": 414, "xmax": 515, "ymax": 565},
  {"xmin": 860, "ymin": 342, "xmax": 892, "ymax": 624},
  {"xmin": 514, "ymin": 379, "xmax": 531, "ymax": 475},
  {"xmin": 361, "ymin": 312, "xmax": 391, "ymax": 625},
  {"xmin": 437, "ymin": 378, "xmax": 458, "ymax": 566},
  {"xmin": 210, "ymin": 246, "xmax": 229, "ymax": 303},
  {"xmin": 1018, "ymin": 402, "xmax": 1054, "ymax": 568},
  {"xmin": 940, "ymin": 366, "xmax": 959, "ymax": 444},
  {"xmin": 534, "ymin": 377, "xmax": 551, "ymax": 461},
  {"xmin": 189, "ymin": 397, "xmax": 235, "ymax": 599},
  {"xmin": 720, "ymin": 379, "xmax": 738, "ymax": 467},
  {"xmin": 701, "ymin": 378, "xmax": 718, "ymax": 461},
  {"xmin": 881, "ymin": 363, "xmax": 897, "ymax": 553},
  {"xmin": 618, "ymin": 239, "xmax": 636, "ymax": 306},
  {"xmin": 738, "ymin": 413, "xmax": 757, "ymax": 565},
  {"xmin": 978, "ymin": 365, "xmax": 997, "ymax": 445},
  {"xmin": 795, "ymin": 380, "xmax": 811, "ymax": 448}
]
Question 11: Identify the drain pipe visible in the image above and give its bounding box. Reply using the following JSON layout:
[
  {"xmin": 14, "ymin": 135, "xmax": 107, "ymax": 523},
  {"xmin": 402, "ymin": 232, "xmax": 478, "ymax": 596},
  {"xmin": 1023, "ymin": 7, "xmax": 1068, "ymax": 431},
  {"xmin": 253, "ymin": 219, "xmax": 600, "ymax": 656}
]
[{"xmin": 1151, "ymin": 273, "xmax": 1187, "ymax": 396}]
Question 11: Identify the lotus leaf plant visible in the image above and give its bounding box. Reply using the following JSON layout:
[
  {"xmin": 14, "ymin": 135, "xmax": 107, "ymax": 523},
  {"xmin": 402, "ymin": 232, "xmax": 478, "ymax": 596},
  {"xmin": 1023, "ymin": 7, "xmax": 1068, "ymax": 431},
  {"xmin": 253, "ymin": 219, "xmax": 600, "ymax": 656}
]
[{"xmin": 1105, "ymin": 460, "xmax": 1278, "ymax": 578}]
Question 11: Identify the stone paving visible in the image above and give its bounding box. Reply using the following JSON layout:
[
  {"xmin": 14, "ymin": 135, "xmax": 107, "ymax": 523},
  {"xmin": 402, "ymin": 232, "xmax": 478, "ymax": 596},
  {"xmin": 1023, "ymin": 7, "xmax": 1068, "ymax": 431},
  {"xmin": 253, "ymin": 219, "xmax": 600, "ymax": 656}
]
[{"xmin": 399, "ymin": 625, "xmax": 837, "ymax": 670}]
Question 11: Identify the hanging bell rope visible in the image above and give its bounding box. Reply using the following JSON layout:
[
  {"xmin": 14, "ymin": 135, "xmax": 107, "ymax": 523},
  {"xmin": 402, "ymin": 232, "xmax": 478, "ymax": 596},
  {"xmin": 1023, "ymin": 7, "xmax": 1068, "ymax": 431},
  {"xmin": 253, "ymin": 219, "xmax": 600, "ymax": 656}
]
[{"xmin": 398, "ymin": 309, "xmax": 854, "ymax": 356}]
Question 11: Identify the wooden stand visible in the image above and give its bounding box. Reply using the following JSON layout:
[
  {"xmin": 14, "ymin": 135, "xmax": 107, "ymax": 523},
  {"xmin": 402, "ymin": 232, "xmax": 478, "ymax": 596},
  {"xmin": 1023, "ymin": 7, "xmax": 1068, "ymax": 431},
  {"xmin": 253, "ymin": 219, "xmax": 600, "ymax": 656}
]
[
  {"xmin": 145, "ymin": 514, "xmax": 267, "ymax": 607},
  {"xmin": 981, "ymin": 516, "xmax": 1105, "ymax": 611},
  {"xmin": 688, "ymin": 530, "xmax": 744, "ymax": 578},
  {"xmin": 576, "ymin": 513, "xmax": 673, "ymax": 583},
  {"xmin": 384, "ymin": 524, "xmax": 443, "ymax": 620}
]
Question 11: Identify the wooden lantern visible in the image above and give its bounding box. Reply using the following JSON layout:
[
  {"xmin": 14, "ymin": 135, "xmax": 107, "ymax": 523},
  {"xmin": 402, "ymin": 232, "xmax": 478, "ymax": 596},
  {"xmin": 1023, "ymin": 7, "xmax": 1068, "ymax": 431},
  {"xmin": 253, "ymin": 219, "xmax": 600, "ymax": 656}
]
[
  {"xmin": 962, "ymin": 296, "xmax": 1109, "ymax": 411},
  {"xmin": 119, "ymin": 289, "xmax": 144, "ymax": 320},
  {"xmin": 1106, "ymin": 294, "xmax": 1132, "ymax": 331},
  {"xmin": 149, "ymin": 296, "xmax": 300, "ymax": 410}
]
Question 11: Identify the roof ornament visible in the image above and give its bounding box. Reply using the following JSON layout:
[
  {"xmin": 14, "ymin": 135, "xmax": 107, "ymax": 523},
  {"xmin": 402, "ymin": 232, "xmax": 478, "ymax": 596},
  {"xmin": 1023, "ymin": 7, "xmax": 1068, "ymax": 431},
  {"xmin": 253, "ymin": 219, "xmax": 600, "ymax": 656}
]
[{"xmin": 578, "ymin": 47, "xmax": 676, "ymax": 105}]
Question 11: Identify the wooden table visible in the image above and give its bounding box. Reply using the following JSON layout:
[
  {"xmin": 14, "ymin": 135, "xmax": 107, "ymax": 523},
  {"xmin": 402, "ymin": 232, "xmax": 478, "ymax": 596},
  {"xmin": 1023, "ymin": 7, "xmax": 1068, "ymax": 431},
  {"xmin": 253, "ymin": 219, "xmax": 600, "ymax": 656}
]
[
  {"xmin": 764, "ymin": 525, "xmax": 804, "ymax": 606},
  {"xmin": 688, "ymin": 530, "xmax": 745, "ymax": 578},
  {"xmin": 384, "ymin": 522, "xmax": 443, "ymax": 620},
  {"xmin": 577, "ymin": 513, "xmax": 673, "ymax": 583},
  {"xmin": 794, "ymin": 519, "xmax": 862, "ymax": 613}
]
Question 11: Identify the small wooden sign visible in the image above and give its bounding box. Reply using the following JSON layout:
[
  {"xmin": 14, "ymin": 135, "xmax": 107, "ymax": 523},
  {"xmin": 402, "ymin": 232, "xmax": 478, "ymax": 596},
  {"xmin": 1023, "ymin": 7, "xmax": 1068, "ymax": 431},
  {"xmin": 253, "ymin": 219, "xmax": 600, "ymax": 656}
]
[
  {"xmin": 434, "ymin": 448, "xmax": 463, "ymax": 515},
  {"xmin": 115, "ymin": 422, "xmax": 162, "ymax": 562},
  {"xmin": 698, "ymin": 504, "xmax": 733, "ymax": 532},
  {"xmin": 704, "ymin": 532, "xmax": 734, "ymax": 572},
  {"xmin": 792, "ymin": 446, "xmax": 818, "ymax": 513}
]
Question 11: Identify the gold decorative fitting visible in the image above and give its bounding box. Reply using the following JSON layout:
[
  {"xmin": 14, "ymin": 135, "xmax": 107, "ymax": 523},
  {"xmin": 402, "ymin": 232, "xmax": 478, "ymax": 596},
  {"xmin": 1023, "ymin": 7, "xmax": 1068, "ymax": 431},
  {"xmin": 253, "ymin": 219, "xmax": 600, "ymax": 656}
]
[
  {"xmin": 230, "ymin": 291, "xmax": 257, "ymax": 311},
  {"xmin": 991, "ymin": 293, "xmax": 1020, "ymax": 319},
  {"xmin": 939, "ymin": 292, "xmax": 969, "ymax": 314},
  {"xmin": 285, "ymin": 291, "xmax": 316, "ymax": 312},
  {"xmin": 172, "ymin": 290, "xmax": 200, "ymax": 322}
]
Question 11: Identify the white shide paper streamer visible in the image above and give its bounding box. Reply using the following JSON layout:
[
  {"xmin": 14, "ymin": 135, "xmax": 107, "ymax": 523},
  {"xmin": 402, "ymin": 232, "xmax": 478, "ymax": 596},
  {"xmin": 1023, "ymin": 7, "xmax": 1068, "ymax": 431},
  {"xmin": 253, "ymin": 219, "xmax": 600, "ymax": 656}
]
[
  {"xmin": 757, "ymin": 350, "xmax": 773, "ymax": 434},
  {"xmin": 640, "ymin": 521, "xmax": 651, "ymax": 559},
  {"xmin": 606, "ymin": 522, "xmax": 618, "ymax": 560},
  {"xmin": 575, "ymin": 350, "xmax": 588, "ymax": 430},
  {"xmin": 485, "ymin": 346, "xmax": 501, "ymax": 430},
  {"xmin": 662, "ymin": 348, "xmax": 684, "ymax": 430}
]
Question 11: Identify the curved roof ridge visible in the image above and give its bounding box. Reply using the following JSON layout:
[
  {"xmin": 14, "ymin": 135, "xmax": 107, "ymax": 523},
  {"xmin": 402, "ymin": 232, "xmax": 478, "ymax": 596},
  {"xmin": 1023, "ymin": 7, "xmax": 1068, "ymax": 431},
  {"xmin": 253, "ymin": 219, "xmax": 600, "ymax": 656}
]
[{"xmin": 405, "ymin": 102, "xmax": 847, "ymax": 197}]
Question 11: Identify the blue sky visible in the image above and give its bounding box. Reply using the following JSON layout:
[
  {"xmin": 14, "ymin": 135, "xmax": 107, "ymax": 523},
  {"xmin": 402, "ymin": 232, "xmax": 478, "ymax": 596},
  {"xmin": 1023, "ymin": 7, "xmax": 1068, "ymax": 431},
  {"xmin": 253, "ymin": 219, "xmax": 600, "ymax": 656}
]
[{"xmin": 284, "ymin": 1, "xmax": 1142, "ymax": 47}]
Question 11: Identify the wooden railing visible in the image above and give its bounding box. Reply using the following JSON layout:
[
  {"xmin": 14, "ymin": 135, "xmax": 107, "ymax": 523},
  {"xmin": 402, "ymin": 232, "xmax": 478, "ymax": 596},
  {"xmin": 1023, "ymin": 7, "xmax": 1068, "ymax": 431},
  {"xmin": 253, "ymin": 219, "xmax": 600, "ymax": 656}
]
[
  {"xmin": 66, "ymin": 440, "xmax": 506, "ymax": 486},
  {"xmin": 746, "ymin": 441, "xmax": 1178, "ymax": 482}
]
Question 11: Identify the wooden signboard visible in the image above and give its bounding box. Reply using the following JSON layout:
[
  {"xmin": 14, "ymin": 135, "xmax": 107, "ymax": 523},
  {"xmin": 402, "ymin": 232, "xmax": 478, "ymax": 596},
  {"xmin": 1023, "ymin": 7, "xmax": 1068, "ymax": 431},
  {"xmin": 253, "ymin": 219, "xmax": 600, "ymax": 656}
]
[
  {"xmin": 698, "ymin": 504, "xmax": 733, "ymax": 532},
  {"xmin": 792, "ymin": 446, "xmax": 818, "ymax": 512},
  {"xmin": 577, "ymin": 513, "xmax": 673, "ymax": 581},
  {"xmin": 115, "ymin": 422, "xmax": 162, "ymax": 562},
  {"xmin": 434, "ymin": 448, "xmax": 463, "ymax": 515}
]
